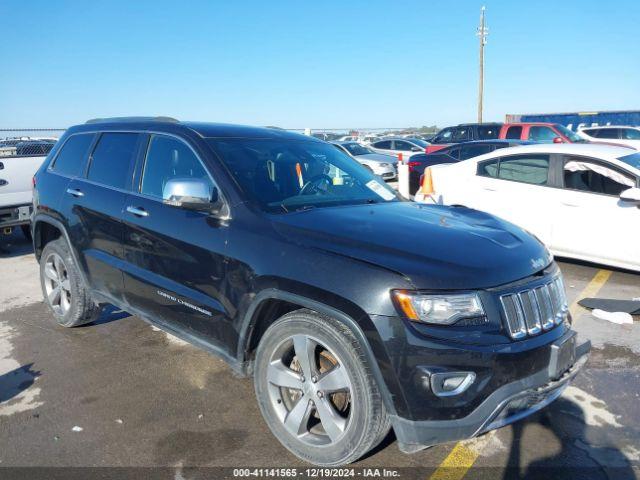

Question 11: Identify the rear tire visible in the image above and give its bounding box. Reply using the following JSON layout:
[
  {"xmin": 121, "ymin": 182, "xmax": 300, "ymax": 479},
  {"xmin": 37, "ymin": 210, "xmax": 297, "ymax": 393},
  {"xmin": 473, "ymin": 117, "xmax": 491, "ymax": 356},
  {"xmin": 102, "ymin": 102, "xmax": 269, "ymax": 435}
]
[
  {"xmin": 254, "ymin": 309, "xmax": 388, "ymax": 466},
  {"xmin": 39, "ymin": 238, "xmax": 101, "ymax": 327}
]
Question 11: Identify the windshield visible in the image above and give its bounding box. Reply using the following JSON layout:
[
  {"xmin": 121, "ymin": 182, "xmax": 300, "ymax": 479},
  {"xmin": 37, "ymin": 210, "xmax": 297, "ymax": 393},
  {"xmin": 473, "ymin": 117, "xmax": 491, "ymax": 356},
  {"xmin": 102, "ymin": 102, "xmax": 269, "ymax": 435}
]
[
  {"xmin": 555, "ymin": 124, "xmax": 586, "ymax": 143},
  {"xmin": 342, "ymin": 142, "xmax": 373, "ymax": 156},
  {"xmin": 618, "ymin": 152, "xmax": 640, "ymax": 171},
  {"xmin": 208, "ymin": 138, "xmax": 400, "ymax": 213}
]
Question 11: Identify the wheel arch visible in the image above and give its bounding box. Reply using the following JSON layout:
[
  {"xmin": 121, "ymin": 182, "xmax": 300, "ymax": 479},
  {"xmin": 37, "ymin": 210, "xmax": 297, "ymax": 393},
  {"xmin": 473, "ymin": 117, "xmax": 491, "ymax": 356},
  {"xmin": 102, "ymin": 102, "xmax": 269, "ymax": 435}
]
[{"xmin": 238, "ymin": 288, "xmax": 404, "ymax": 418}]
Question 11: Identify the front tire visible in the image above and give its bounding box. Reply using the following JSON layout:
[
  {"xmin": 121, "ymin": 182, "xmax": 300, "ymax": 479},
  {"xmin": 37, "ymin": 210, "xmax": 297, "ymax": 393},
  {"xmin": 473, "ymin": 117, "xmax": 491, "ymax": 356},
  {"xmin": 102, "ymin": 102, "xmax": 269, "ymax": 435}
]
[
  {"xmin": 39, "ymin": 238, "xmax": 101, "ymax": 327},
  {"xmin": 254, "ymin": 309, "xmax": 389, "ymax": 466}
]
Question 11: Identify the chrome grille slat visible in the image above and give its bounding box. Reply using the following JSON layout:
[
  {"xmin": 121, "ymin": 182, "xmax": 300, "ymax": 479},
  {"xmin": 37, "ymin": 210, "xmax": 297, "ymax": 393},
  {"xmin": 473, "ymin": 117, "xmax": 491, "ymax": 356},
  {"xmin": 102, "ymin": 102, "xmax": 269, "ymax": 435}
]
[{"xmin": 500, "ymin": 276, "xmax": 567, "ymax": 339}]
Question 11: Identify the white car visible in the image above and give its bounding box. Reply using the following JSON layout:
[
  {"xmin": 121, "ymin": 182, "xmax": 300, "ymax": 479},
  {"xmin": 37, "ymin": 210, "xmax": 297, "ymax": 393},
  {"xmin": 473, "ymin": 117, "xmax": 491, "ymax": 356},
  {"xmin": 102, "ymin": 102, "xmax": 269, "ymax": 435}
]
[
  {"xmin": 369, "ymin": 137, "xmax": 429, "ymax": 160},
  {"xmin": 422, "ymin": 143, "xmax": 640, "ymax": 272},
  {"xmin": 577, "ymin": 126, "xmax": 640, "ymax": 150}
]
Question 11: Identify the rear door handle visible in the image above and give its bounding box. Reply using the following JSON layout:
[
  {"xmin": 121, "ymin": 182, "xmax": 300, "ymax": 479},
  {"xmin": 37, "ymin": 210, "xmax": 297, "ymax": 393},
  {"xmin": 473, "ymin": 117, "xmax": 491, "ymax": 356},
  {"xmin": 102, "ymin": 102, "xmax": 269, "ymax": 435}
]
[
  {"xmin": 126, "ymin": 206, "xmax": 149, "ymax": 217},
  {"xmin": 66, "ymin": 188, "xmax": 84, "ymax": 197}
]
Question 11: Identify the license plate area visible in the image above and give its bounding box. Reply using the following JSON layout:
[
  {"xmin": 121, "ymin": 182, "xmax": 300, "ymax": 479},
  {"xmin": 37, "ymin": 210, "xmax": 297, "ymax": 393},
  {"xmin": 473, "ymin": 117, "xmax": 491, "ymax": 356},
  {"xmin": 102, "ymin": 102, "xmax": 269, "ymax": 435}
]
[{"xmin": 549, "ymin": 331, "xmax": 577, "ymax": 380}]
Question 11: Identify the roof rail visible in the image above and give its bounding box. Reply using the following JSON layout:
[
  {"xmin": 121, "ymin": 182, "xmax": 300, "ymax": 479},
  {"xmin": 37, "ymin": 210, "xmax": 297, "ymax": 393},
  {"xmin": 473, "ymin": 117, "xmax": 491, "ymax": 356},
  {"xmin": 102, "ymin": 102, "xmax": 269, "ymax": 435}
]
[{"xmin": 85, "ymin": 116, "xmax": 179, "ymax": 124}]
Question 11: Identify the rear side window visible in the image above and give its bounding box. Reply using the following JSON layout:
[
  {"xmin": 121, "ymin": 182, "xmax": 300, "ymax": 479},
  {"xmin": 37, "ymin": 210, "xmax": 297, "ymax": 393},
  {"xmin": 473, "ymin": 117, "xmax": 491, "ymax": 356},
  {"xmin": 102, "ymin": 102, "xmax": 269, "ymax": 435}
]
[
  {"xmin": 476, "ymin": 125, "xmax": 499, "ymax": 140},
  {"xmin": 51, "ymin": 134, "xmax": 95, "ymax": 176},
  {"xmin": 497, "ymin": 155, "xmax": 549, "ymax": 185},
  {"xmin": 452, "ymin": 127, "xmax": 470, "ymax": 142},
  {"xmin": 477, "ymin": 159, "xmax": 499, "ymax": 178},
  {"xmin": 460, "ymin": 144, "xmax": 492, "ymax": 160},
  {"xmin": 393, "ymin": 141, "xmax": 412, "ymax": 151},
  {"xmin": 141, "ymin": 135, "xmax": 212, "ymax": 199},
  {"xmin": 505, "ymin": 126, "xmax": 522, "ymax": 139},
  {"xmin": 372, "ymin": 140, "xmax": 391, "ymax": 150},
  {"xmin": 594, "ymin": 128, "xmax": 620, "ymax": 139},
  {"xmin": 87, "ymin": 133, "xmax": 139, "ymax": 189}
]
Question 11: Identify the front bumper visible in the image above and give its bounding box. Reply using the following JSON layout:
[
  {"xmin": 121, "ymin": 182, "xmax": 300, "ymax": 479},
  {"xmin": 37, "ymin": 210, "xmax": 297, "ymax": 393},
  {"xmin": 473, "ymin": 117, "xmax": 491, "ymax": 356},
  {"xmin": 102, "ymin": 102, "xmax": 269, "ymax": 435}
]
[{"xmin": 390, "ymin": 336, "xmax": 590, "ymax": 453}]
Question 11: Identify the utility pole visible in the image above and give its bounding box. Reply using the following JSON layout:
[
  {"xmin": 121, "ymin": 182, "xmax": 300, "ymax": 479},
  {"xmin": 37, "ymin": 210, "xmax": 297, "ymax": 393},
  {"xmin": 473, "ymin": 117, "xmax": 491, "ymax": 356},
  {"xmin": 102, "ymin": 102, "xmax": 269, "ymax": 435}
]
[{"xmin": 477, "ymin": 6, "xmax": 488, "ymax": 123}]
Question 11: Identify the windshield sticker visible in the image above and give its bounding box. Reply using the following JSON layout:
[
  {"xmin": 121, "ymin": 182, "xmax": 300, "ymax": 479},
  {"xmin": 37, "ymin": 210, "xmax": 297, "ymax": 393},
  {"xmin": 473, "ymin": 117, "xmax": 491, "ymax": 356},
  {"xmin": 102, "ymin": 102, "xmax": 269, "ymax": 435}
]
[{"xmin": 366, "ymin": 180, "xmax": 395, "ymax": 201}]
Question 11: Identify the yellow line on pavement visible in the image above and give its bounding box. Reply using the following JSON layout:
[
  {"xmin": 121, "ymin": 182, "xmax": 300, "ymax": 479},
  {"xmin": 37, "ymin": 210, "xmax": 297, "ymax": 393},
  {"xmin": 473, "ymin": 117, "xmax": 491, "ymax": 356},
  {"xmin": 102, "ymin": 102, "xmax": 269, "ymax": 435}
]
[
  {"xmin": 428, "ymin": 443, "xmax": 478, "ymax": 480},
  {"xmin": 428, "ymin": 268, "xmax": 612, "ymax": 480},
  {"xmin": 569, "ymin": 269, "xmax": 612, "ymax": 319}
]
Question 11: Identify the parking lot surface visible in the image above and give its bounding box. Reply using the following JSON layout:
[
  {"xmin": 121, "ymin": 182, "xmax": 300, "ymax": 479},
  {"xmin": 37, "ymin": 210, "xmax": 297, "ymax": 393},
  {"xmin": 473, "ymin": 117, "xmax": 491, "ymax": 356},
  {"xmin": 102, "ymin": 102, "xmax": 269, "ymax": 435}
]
[{"xmin": 1, "ymin": 229, "xmax": 639, "ymax": 479}]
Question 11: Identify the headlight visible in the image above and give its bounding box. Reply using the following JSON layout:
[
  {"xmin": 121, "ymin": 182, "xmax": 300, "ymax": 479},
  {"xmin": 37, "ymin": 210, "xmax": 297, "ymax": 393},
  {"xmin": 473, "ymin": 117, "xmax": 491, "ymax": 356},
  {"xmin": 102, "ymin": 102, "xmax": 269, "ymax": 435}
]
[{"xmin": 392, "ymin": 290, "xmax": 485, "ymax": 325}]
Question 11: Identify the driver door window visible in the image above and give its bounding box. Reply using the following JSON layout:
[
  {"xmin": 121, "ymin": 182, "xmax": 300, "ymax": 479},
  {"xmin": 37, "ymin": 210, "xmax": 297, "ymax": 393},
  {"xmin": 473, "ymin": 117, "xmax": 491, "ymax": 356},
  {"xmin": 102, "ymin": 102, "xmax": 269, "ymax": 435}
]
[
  {"xmin": 528, "ymin": 126, "xmax": 558, "ymax": 142},
  {"xmin": 562, "ymin": 157, "xmax": 635, "ymax": 197},
  {"xmin": 141, "ymin": 135, "xmax": 213, "ymax": 199}
]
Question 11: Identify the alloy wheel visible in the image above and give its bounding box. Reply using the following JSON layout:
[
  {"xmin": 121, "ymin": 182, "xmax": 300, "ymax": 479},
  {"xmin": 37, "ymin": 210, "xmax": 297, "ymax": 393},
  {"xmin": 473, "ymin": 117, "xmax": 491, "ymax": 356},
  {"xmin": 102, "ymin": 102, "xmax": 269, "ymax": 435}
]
[
  {"xmin": 266, "ymin": 334, "xmax": 353, "ymax": 446},
  {"xmin": 43, "ymin": 252, "xmax": 72, "ymax": 315}
]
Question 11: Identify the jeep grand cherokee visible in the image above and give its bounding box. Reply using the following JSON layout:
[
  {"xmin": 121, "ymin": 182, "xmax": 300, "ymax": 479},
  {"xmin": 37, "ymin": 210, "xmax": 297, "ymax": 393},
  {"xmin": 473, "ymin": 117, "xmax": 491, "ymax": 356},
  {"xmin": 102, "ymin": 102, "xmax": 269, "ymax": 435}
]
[{"xmin": 31, "ymin": 117, "xmax": 589, "ymax": 466}]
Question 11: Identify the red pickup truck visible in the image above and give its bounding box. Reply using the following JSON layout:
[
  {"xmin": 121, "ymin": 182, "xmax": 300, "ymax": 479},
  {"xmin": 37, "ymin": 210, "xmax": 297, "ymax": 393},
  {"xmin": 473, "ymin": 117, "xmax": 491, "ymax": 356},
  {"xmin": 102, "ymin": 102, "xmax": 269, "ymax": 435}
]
[{"xmin": 426, "ymin": 122, "xmax": 585, "ymax": 153}]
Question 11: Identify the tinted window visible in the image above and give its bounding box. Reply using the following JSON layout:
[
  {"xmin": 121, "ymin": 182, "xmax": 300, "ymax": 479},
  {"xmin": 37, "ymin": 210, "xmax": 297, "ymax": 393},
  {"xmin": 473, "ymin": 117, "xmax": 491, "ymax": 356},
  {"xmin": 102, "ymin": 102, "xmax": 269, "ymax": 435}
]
[
  {"xmin": 208, "ymin": 138, "xmax": 398, "ymax": 212},
  {"xmin": 432, "ymin": 128, "xmax": 453, "ymax": 144},
  {"xmin": 563, "ymin": 157, "xmax": 635, "ymax": 196},
  {"xmin": 452, "ymin": 127, "xmax": 470, "ymax": 142},
  {"xmin": 476, "ymin": 125, "xmax": 500, "ymax": 140},
  {"xmin": 477, "ymin": 159, "xmax": 499, "ymax": 178},
  {"xmin": 594, "ymin": 128, "xmax": 619, "ymax": 139},
  {"xmin": 141, "ymin": 135, "xmax": 212, "ymax": 199},
  {"xmin": 528, "ymin": 126, "xmax": 559, "ymax": 142},
  {"xmin": 372, "ymin": 140, "xmax": 391, "ymax": 150},
  {"xmin": 87, "ymin": 133, "xmax": 139, "ymax": 189},
  {"xmin": 52, "ymin": 134, "xmax": 94, "ymax": 176},
  {"xmin": 497, "ymin": 155, "xmax": 549, "ymax": 185},
  {"xmin": 394, "ymin": 141, "xmax": 413, "ymax": 151},
  {"xmin": 622, "ymin": 128, "xmax": 640, "ymax": 140},
  {"xmin": 505, "ymin": 126, "xmax": 522, "ymax": 139},
  {"xmin": 459, "ymin": 144, "xmax": 492, "ymax": 160}
]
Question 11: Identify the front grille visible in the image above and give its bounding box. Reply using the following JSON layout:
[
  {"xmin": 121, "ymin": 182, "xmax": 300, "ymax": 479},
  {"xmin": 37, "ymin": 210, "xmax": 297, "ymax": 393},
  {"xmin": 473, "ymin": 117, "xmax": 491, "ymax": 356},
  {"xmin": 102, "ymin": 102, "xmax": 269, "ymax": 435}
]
[{"xmin": 500, "ymin": 276, "xmax": 568, "ymax": 339}]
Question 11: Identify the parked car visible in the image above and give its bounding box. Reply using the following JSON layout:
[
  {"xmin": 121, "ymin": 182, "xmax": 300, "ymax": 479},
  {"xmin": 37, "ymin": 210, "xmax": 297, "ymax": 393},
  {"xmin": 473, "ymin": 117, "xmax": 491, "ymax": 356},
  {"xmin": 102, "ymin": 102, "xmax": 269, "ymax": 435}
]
[
  {"xmin": 577, "ymin": 126, "xmax": 640, "ymax": 149},
  {"xmin": 501, "ymin": 122, "xmax": 586, "ymax": 144},
  {"xmin": 409, "ymin": 140, "xmax": 533, "ymax": 193},
  {"xmin": 426, "ymin": 123, "xmax": 502, "ymax": 153},
  {"xmin": 358, "ymin": 134, "xmax": 380, "ymax": 145},
  {"xmin": 0, "ymin": 143, "xmax": 53, "ymax": 237},
  {"xmin": 424, "ymin": 143, "xmax": 640, "ymax": 272},
  {"xmin": 369, "ymin": 137, "xmax": 429, "ymax": 159},
  {"xmin": 331, "ymin": 141, "xmax": 397, "ymax": 180},
  {"xmin": 32, "ymin": 117, "xmax": 589, "ymax": 466}
]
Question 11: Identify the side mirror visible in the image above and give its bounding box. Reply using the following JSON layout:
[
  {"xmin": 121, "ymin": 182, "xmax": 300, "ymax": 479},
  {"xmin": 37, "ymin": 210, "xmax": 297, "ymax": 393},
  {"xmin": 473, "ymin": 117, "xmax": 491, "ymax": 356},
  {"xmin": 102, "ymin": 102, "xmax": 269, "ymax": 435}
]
[
  {"xmin": 620, "ymin": 187, "xmax": 640, "ymax": 204},
  {"xmin": 552, "ymin": 136, "xmax": 564, "ymax": 144},
  {"xmin": 162, "ymin": 177, "xmax": 221, "ymax": 213},
  {"xmin": 411, "ymin": 146, "xmax": 422, "ymax": 152}
]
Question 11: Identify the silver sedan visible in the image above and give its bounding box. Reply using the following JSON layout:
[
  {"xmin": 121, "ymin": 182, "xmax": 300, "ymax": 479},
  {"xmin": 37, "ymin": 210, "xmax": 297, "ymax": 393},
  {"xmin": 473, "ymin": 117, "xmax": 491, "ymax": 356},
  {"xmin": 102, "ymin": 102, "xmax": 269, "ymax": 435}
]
[{"xmin": 331, "ymin": 142, "xmax": 397, "ymax": 180}]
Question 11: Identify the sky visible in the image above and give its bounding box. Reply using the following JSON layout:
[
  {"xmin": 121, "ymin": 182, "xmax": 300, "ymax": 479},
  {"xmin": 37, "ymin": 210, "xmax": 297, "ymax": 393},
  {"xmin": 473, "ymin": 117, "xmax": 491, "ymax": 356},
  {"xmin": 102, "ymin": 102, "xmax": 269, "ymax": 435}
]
[{"xmin": 1, "ymin": 0, "xmax": 639, "ymax": 130}]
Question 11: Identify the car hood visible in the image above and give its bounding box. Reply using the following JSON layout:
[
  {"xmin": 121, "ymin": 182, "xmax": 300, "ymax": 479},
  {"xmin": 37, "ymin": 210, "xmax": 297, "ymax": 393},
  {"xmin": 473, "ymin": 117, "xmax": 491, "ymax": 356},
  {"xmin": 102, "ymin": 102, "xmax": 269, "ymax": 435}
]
[
  {"xmin": 356, "ymin": 153, "xmax": 396, "ymax": 163},
  {"xmin": 271, "ymin": 202, "xmax": 552, "ymax": 290}
]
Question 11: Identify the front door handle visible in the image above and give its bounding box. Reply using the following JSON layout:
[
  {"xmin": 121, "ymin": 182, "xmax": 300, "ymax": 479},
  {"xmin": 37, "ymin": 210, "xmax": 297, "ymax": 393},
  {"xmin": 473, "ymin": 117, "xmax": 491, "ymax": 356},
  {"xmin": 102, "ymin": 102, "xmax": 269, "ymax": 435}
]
[
  {"xmin": 126, "ymin": 206, "xmax": 149, "ymax": 217},
  {"xmin": 66, "ymin": 188, "xmax": 84, "ymax": 197}
]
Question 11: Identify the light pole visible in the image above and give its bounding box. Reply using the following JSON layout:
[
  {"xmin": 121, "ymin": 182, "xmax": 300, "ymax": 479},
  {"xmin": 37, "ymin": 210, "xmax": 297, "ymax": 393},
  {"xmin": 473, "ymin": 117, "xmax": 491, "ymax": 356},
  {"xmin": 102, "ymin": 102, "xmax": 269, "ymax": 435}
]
[{"xmin": 477, "ymin": 6, "xmax": 488, "ymax": 123}]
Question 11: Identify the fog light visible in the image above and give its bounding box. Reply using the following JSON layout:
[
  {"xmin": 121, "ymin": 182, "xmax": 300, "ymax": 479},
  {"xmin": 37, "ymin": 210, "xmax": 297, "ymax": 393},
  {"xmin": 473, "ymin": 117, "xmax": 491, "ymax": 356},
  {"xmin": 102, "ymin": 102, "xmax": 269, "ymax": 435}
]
[{"xmin": 430, "ymin": 371, "xmax": 476, "ymax": 397}]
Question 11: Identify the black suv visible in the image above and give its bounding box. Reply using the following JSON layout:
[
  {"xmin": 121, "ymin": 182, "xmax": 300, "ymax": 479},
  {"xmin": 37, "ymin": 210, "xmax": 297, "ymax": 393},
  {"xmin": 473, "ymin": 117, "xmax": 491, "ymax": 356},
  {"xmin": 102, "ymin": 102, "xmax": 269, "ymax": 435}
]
[
  {"xmin": 430, "ymin": 122, "xmax": 503, "ymax": 146},
  {"xmin": 32, "ymin": 117, "xmax": 589, "ymax": 466}
]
